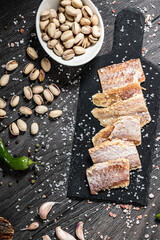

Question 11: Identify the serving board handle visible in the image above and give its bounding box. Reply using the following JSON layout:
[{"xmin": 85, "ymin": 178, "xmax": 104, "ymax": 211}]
[{"xmin": 112, "ymin": 8, "xmax": 145, "ymax": 57}]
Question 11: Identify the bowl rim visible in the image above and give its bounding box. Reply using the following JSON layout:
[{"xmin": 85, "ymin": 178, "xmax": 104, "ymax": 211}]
[{"xmin": 36, "ymin": 0, "xmax": 104, "ymax": 67}]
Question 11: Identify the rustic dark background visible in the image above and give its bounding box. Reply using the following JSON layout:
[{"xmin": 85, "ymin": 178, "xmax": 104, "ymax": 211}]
[{"xmin": 0, "ymin": 0, "xmax": 160, "ymax": 240}]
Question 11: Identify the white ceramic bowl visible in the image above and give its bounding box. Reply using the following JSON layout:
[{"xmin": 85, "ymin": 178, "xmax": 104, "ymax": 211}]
[{"xmin": 36, "ymin": 0, "xmax": 104, "ymax": 66}]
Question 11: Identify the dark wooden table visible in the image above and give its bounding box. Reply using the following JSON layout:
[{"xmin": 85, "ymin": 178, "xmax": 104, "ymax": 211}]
[{"xmin": 0, "ymin": 1, "xmax": 160, "ymax": 239}]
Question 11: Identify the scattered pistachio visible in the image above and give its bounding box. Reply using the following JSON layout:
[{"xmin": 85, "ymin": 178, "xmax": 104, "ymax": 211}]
[
  {"xmin": 43, "ymin": 89, "xmax": 54, "ymax": 102},
  {"xmin": 0, "ymin": 74, "xmax": 10, "ymax": 87},
  {"xmin": 9, "ymin": 122, "xmax": 19, "ymax": 136},
  {"xmin": 27, "ymin": 47, "xmax": 38, "ymax": 60},
  {"xmin": 38, "ymin": 69, "xmax": 45, "ymax": 82},
  {"xmin": 76, "ymin": 221, "xmax": 85, "ymax": 240},
  {"xmin": 49, "ymin": 110, "xmax": 62, "ymax": 118},
  {"xmin": 0, "ymin": 98, "xmax": 6, "ymax": 109},
  {"xmin": 23, "ymin": 63, "xmax": 34, "ymax": 75},
  {"xmin": 17, "ymin": 119, "xmax": 27, "ymax": 132},
  {"xmin": 31, "ymin": 122, "xmax": 39, "ymax": 135},
  {"xmin": 41, "ymin": 58, "xmax": 51, "ymax": 72},
  {"xmin": 48, "ymin": 83, "xmax": 60, "ymax": 96},
  {"xmin": 39, "ymin": 202, "xmax": 61, "ymax": 220},
  {"xmin": 10, "ymin": 95, "xmax": 20, "ymax": 107},
  {"xmin": 42, "ymin": 235, "xmax": 51, "ymax": 240},
  {"xmin": 30, "ymin": 68, "xmax": 40, "ymax": 81},
  {"xmin": 24, "ymin": 86, "xmax": 33, "ymax": 100},
  {"xmin": 6, "ymin": 60, "xmax": 18, "ymax": 71},
  {"xmin": 0, "ymin": 109, "xmax": 6, "ymax": 118},
  {"xmin": 33, "ymin": 94, "xmax": 44, "ymax": 106},
  {"xmin": 35, "ymin": 105, "xmax": 48, "ymax": 114},
  {"xmin": 56, "ymin": 226, "xmax": 76, "ymax": 240},
  {"xmin": 21, "ymin": 222, "xmax": 39, "ymax": 231},
  {"xmin": 32, "ymin": 85, "xmax": 44, "ymax": 94},
  {"xmin": 19, "ymin": 106, "xmax": 32, "ymax": 115}
]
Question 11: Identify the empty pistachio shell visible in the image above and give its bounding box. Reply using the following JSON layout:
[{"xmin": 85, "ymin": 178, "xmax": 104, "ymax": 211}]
[
  {"xmin": 76, "ymin": 221, "xmax": 85, "ymax": 240},
  {"xmin": 49, "ymin": 9, "xmax": 57, "ymax": 19},
  {"xmin": 73, "ymin": 46, "xmax": 86, "ymax": 55},
  {"xmin": 81, "ymin": 25, "xmax": 92, "ymax": 34},
  {"xmin": 35, "ymin": 105, "xmax": 48, "ymax": 114},
  {"xmin": 74, "ymin": 9, "xmax": 82, "ymax": 22},
  {"xmin": 72, "ymin": 0, "xmax": 83, "ymax": 9},
  {"xmin": 43, "ymin": 89, "xmax": 54, "ymax": 102},
  {"xmin": 17, "ymin": 119, "xmax": 27, "ymax": 132},
  {"xmin": 82, "ymin": 36, "xmax": 91, "ymax": 48},
  {"xmin": 23, "ymin": 63, "xmax": 34, "ymax": 75},
  {"xmin": 9, "ymin": 122, "xmax": 19, "ymax": 136},
  {"xmin": 40, "ymin": 20, "xmax": 49, "ymax": 31},
  {"xmin": 51, "ymin": 18, "xmax": 60, "ymax": 28},
  {"xmin": 89, "ymin": 34, "xmax": 98, "ymax": 44},
  {"xmin": 74, "ymin": 32, "xmax": 84, "ymax": 45},
  {"xmin": 42, "ymin": 235, "xmax": 51, "ymax": 240},
  {"xmin": 61, "ymin": 30, "xmax": 73, "ymax": 41},
  {"xmin": 31, "ymin": 122, "xmax": 39, "ymax": 135},
  {"xmin": 82, "ymin": 6, "xmax": 93, "ymax": 18},
  {"xmin": 24, "ymin": 86, "xmax": 33, "ymax": 100},
  {"xmin": 41, "ymin": 10, "xmax": 50, "ymax": 21},
  {"xmin": 49, "ymin": 110, "xmax": 62, "ymax": 118},
  {"xmin": 59, "ymin": 12, "xmax": 66, "ymax": 24},
  {"xmin": 60, "ymin": 23, "xmax": 70, "ymax": 31},
  {"xmin": 92, "ymin": 25, "xmax": 101, "ymax": 38},
  {"xmin": 0, "ymin": 98, "xmax": 6, "ymax": 109},
  {"xmin": 54, "ymin": 29, "xmax": 62, "ymax": 39},
  {"xmin": 0, "ymin": 74, "xmax": 10, "ymax": 87},
  {"xmin": 65, "ymin": 5, "xmax": 77, "ymax": 17},
  {"xmin": 62, "ymin": 49, "xmax": 75, "ymax": 60},
  {"xmin": 72, "ymin": 22, "xmax": 81, "ymax": 35},
  {"xmin": 54, "ymin": 43, "xmax": 64, "ymax": 57},
  {"xmin": 47, "ymin": 39, "xmax": 58, "ymax": 49},
  {"xmin": 41, "ymin": 58, "xmax": 51, "ymax": 72},
  {"xmin": 80, "ymin": 17, "xmax": 91, "ymax": 26},
  {"xmin": 56, "ymin": 226, "xmax": 76, "ymax": 240},
  {"xmin": 33, "ymin": 94, "xmax": 44, "ymax": 105},
  {"xmin": 91, "ymin": 14, "xmax": 99, "ymax": 26},
  {"xmin": 63, "ymin": 38, "xmax": 75, "ymax": 49},
  {"xmin": 38, "ymin": 69, "xmax": 45, "ymax": 82},
  {"xmin": 10, "ymin": 95, "xmax": 20, "ymax": 107},
  {"xmin": 32, "ymin": 85, "xmax": 44, "ymax": 94},
  {"xmin": 6, "ymin": 60, "xmax": 18, "ymax": 71},
  {"xmin": 27, "ymin": 47, "xmax": 38, "ymax": 60},
  {"xmin": 0, "ymin": 109, "xmax": 6, "ymax": 118},
  {"xmin": 42, "ymin": 33, "xmax": 51, "ymax": 42},
  {"xmin": 30, "ymin": 68, "xmax": 40, "ymax": 81},
  {"xmin": 61, "ymin": 0, "xmax": 72, "ymax": 7},
  {"xmin": 19, "ymin": 106, "xmax": 32, "ymax": 115},
  {"xmin": 49, "ymin": 84, "xmax": 60, "ymax": 96},
  {"xmin": 47, "ymin": 23, "xmax": 56, "ymax": 38}
]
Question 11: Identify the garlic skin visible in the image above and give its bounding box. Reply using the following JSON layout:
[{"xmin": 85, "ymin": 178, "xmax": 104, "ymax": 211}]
[
  {"xmin": 42, "ymin": 235, "xmax": 51, "ymax": 240},
  {"xmin": 21, "ymin": 222, "xmax": 39, "ymax": 231},
  {"xmin": 56, "ymin": 226, "xmax": 76, "ymax": 240},
  {"xmin": 76, "ymin": 221, "xmax": 85, "ymax": 240},
  {"xmin": 39, "ymin": 201, "xmax": 61, "ymax": 219}
]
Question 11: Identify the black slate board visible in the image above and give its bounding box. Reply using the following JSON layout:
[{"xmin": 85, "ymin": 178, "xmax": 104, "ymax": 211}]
[{"xmin": 67, "ymin": 8, "xmax": 160, "ymax": 205}]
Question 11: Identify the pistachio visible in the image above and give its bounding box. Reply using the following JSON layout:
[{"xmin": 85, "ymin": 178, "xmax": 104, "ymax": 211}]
[
  {"xmin": 24, "ymin": 86, "xmax": 33, "ymax": 100},
  {"xmin": 41, "ymin": 58, "xmax": 51, "ymax": 72},
  {"xmin": 58, "ymin": 6, "xmax": 65, "ymax": 13},
  {"xmin": 65, "ymin": 13, "xmax": 74, "ymax": 22},
  {"xmin": 80, "ymin": 17, "xmax": 91, "ymax": 26},
  {"xmin": 72, "ymin": 22, "xmax": 81, "ymax": 35},
  {"xmin": 63, "ymin": 38, "xmax": 75, "ymax": 49},
  {"xmin": 49, "ymin": 9, "xmax": 57, "ymax": 19},
  {"xmin": 0, "ymin": 109, "xmax": 6, "ymax": 118},
  {"xmin": 61, "ymin": 0, "xmax": 72, "ymax": 7},
  {"xmin": 35, "ymin": 105, "xmax": 48, "ymax": 114},
  {"xmin": 60, "ymin": 23, "xmax": 70, "ymax": 31},
  {"xmin": 32, "ymin": 85, "xmax": 44, "ymax": 94},
  {"xmin": 10, "ymin": 95, "xmax": 20, "ymax": 107},
  {"xmin": 33, "ymin": 94, "xmax": 44, "ymax": 106},
  {"xmin": 31, "ymin": 122, "xmax": 39, "ymax": 135},
  {"xmin": 47, "ymin": 39, "xmax": 58, "ymax": 49},
  {"xmin": 9, "ymin": 122, "xmax": 19, "ymax": 136},
  {"xmin": 51, "ymin": 18, "xmax": 60, "ymax": 28},
  {"xmin": 89, "ymin": 34, "xmax": 98, "ymax": 44},
  {"xmin": 42, "ymin": 235, "xmax": 51, "ymax": 240},
  {"xmin": 74, "ymin": 32, "xmax": 84, "ymax": 45},
  {"xmin": 73, "ymin": 46, "xmax": 86, "ymax": 55},
  {"xmin": 59, "ymin": 13, "xmax": 66, "ymax": 24},
  {"xmin": 72, "ymin": 0, "xmax": 83, "ymax": 9},
  {"xmin": 40, "ymin": 20, "xmax": 49, "ymax": 31},
  {"xmin": 74, "ymin": 9, "xmax": 82, "ymax": 22},
  {"xmin": 49, "ymin": 83, "xmax": 61, "ymax": 96},
  {"xmin": 0, "ymin": 98, "xmax": 6, "ymax": 109},
  {"xmin": 19, "ymin": 106, "xmax": 32, "ymax": 115},
  {"xmin": 82, "ymin": 6, "xmax": 93, "ymax": 18},
  {"xmin": 65, "ymin": 6, "xmax": 77, "ymax": 17},
  {"xmin": 82, "ymin": 36, "xmax": 91, "ymax": 48},
  {"xmin": 42, "ymin": 33, "xmax": 51, "ymax": 42},
  {"xmin": 30, "ymin": 68, "xmax": 40, "ymax": 81},
  {"xmin": 17, "ymin": 119, "xmax": 27, "ymax": 132},
  {"xmin": 92, "ymin": 26, "xmax": 101, "ymax": 38},
  {"xmin": 0, "ymin": 74, "xmax": 10, "ymax": 87},
  {"xmin": 91, "ymin": 14, "xmax": 99, "ymax": 26},
  {"xmin": 27, "ymin": 47, "xmax": 38, "ymax": 60},
  {"xmin": 65, "ymin": 20, "xmax": 73, "ymax": 28},
  {"xmin": 49, "ymin": 110, "xmax": 62, "ymax": 118},
  {"xmin": 81, "ymin": 25, "xmax": 92, "ymax": 34},
  {"xmin": 38, "ymin": 69, "xmax": 45, "ymax": 82},
  {"xmin": 61, "ymin": 30, "xmax": 73, "ymax": 41},
  {"xmin": 54, "ymin": 29, "xmax": 62, "ymax": 39},
  {"xmin": 40, "ymin": 10, "xmax": 50, "ymax": 21},
  {"xmin": 43, "ymin": 89, "xmax": 54, "ymax": 102},
  {"xmin": 54, "ymin": 43, "xmax": 64, "ymax": 57},
  {"xmin": 23, "ymin": 63, "xmax": 34, "ymax": 75},
  {"xmin": 5, "ymin": 60, "xmax": 18, "ymax": 71},
  {"xmin": 62, "ymin": 49, "xmax": 75, "ymax": 60},
  {"xmin": 47, "ymin": 23, "xmax": 56, "ymax": 38}
]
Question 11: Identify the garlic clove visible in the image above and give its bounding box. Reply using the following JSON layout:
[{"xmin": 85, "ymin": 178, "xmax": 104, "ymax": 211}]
[
  {"xmin": 42, "ymin": 235, "xmax": 51, "ymax": 240},
  {"xmin": 39, "ymin": 201, "xmax": 61, "ymax": 220},
  {"xmin": 21, "ymin": 222, "xmax": 39, "ymax": 231},
  {"xmin": 76, "ymin": 221, "xmax": 85, "ymax": 240},
  {"xmin": 56, "ymin": 226, "xmax": 76, "ymax": 240}
]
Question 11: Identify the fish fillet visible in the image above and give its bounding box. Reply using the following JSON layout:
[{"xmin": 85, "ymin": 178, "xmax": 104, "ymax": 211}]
[
  {"xmin": 89, "ymin": 139, "xmax": 141, "ymax": 170},
  {"xmin": 86, "ymin": 158, "xmax": 130, "ymax": 195},
  {"xmin": 98, "ymin": 58, "xmax": 145, "ymax": 92},
  {"xmin": 92, "ymin": 82, "xmax": 142, "ymax": 108},
  {"xmin": 92, "ymin": 116, "xmax": 141, "ymax": 146},
  {"xmin": 91, "ymin": 94, "xmax": 151, "ymax": 127}
]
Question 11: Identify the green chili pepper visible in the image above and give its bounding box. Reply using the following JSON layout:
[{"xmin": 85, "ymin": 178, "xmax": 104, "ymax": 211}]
[
  {"xmin": 155, "ymin": 213, "xmax": 160, "ymax": 219},
  {"xmin": 0, "ymin": 138, "xmax": 43, "ymax": 170}
]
